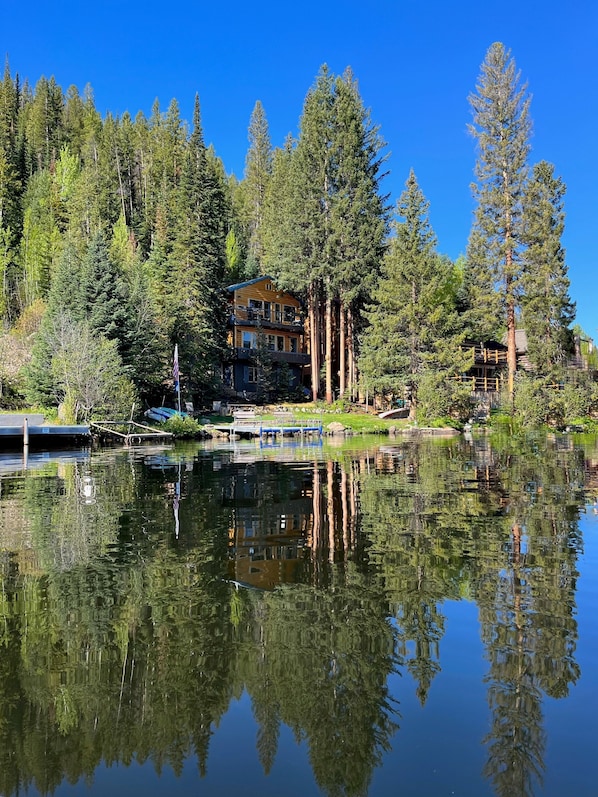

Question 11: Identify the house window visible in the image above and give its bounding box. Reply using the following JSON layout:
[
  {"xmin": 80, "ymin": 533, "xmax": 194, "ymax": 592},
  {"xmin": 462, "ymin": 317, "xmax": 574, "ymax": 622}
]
[
  {"xmin": 242, "ymin": 331, "xmax": 255, "ymax": 349},
  {"xmin": 249, "ymin": 299, "xmax": 263, "ymax": 319},
  {"xmin": 247, "ymin": 366, "xmax": 258, "ymax": 383},
  {"xmin": 267, "ymin": 335, "xmax": 276, "ymax": 351},
  {"xmin": 289, "ymin": 337, "xmax": 298, "ymax": 353},
  {"xmin": 283, "ymin": 305, "xmax": 296, "ymax": 323},
  {"xmin": 274, "ymin": 303, "xmax": 282, "ymax": 322},
  {"xmin": 277, "ymin": 336, "xmax": 284, "ymax": 351},
  {"xmin": 263, "ymin": 302, "xmax": 271, "ymax": 320}
]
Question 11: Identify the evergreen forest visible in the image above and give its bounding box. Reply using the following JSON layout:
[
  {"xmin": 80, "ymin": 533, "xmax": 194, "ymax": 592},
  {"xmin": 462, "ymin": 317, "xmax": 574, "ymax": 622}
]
[{"xmin": 0, "ymin": 43, "xmax": 596, "ymax": 425}]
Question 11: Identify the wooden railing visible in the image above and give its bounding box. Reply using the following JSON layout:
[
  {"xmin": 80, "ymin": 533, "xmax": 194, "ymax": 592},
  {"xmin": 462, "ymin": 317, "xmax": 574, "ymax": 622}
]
[
  {"xmin": 466, "ymin": 346, "xmax": 508, "ymax": 364},
  {"xmin": 230, "ymin": 307, "xmax": 302, "ymax": 326},
  {"xmin": 455, "ymin": 375, "xmax": 502, "ymax": 392}
]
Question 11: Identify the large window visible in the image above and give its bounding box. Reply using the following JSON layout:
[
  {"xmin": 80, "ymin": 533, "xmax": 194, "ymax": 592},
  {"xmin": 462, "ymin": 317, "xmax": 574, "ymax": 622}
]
[
  {"xmin": 242, "ymin": 331, "xmax": 255, "ymax": 349},
  {"xmin": 289, "ymin": 337, "xmax": 298, "ymax": 353}
]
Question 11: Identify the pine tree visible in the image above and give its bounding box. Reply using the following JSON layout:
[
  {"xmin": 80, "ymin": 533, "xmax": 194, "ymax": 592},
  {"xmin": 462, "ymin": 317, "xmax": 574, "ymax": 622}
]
[
  {"xmin": 242, "ymin": 100, "xmax": 272, "ymax": 271},
  {"xmin": 166, "ymin": 95, "xmax": 227, "ymax": 398},
  {"xmin": 360, "ymin": 171, "xmax": 467, "ymax": 419},
  {"xmin": 467, "ymin": 42, "xmax": 532, "ymax": 396},
  {"xmin": 328, "ymin": 69, "xmax": 388, "ymax": 399},
  {"xmin": 22, "ymin": 76, "xmax": 65, "ymax": 173},
  {"xmin": 19, "ymin": 169, "xmax": 62, "ymax": 305},
  {"xmin": 79, "ymin": 229, "xmax": 130, "ymax": 350},
  {"xmin": 263, "ymin": 66, "xmax": 387, "ymax": 403},
  {"xmin": 520, "ymin": 161, "xmax": 575, "ymax": 374}
]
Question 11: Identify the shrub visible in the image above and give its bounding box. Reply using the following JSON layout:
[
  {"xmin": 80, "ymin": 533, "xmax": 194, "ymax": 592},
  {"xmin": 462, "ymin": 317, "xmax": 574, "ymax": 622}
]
[
  {"xmin": 417, "ymin": 371, "xmax": 472, "ymax": 425},
  {"xmin": 161, "ymin": 414, "xmax": 202, "ymax": 438}
]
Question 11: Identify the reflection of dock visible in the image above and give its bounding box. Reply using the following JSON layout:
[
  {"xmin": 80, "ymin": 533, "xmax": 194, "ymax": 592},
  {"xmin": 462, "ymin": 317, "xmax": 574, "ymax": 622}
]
[{"xmin": 0, "ymin": 448, "xmax": 90, "ymax": 475}]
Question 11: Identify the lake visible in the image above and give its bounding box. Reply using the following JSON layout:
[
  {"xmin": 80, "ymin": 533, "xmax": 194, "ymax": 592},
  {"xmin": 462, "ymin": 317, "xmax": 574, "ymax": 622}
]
[{"xmin": 0, "ymin": 432, "xmax": 596, "ymax": 797}]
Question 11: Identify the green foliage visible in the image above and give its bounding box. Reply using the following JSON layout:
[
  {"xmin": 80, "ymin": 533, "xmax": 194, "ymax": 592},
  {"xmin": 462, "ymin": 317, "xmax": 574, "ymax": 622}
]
[
  {"xmin": 416, "ymin": 371, "xmax": 472, "ymax": 425},
  {"xmin": 521, "ymin": 161, "xmax": 575, "ymax": 373},
  {"xmin": 1, "ymin": 58, "xmax": 590, "ymax": 425},
  {"xmin": 241, "ymin": 100, "xmax": 272, "ymax": 271},
  {"xmin": 360, "ymin": 171, "xmax": 468, "ymax": 415},
  {"xmin": 467, "ymin": 42, "xmax": 532, "ymax": 384},
  {"xmin": 513, "ymin": 372, "xmax": 598, "ymax": 429},
  {"xmin": 161, "ymin": 414, "xmax": 202, "ymax": 437},
  {"xmin": 26, "ymin": 311, "xmax": 136, "ymax": 422}
]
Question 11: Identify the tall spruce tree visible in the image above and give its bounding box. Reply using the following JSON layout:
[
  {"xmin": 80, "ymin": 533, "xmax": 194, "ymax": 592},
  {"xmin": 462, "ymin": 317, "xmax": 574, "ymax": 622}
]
[
  {"xmin": 0, "ymin": 61, "xmax": 23, "ymax": 324},
  {"xmin": 242, "ymin": 100, "xmax": 272, "ymax": 272},
  {"xmin": 79, "ymin": 229, "xmax": 130, "ymax": 351},
  {"xmin": 262, "ymin": 66, "xmax": 387, "ymax": 403},
  {"xmin": 166, "ymin": 95, "xmax": 227, "ymax": 398},
  {"xmin": 360, "ymin": 171, "xmax": 467, "ymax": 419},
  {"xmin": 467, "ymin": 42, "xmax": 532, "ymax": 396},
  {"xmin": 329, "ymin": 69, "xmax": 387, "ymax": 399},
  {"xmin": 520, "ymin": 161, "xmax": 575, "ymax": 374}
]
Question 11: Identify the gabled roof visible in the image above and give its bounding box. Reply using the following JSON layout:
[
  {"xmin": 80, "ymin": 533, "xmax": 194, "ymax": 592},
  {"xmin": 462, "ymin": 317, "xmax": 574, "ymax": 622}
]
[{"xmin": 226, "ymin": 275, "xmax": 276, "ymax": 293}]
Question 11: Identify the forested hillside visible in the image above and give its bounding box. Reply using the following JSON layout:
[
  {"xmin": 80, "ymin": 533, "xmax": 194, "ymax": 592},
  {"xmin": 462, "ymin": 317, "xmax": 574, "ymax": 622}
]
[{"xmin": 0, "ymin": 46, "xmax": 593, "ymax": 425}]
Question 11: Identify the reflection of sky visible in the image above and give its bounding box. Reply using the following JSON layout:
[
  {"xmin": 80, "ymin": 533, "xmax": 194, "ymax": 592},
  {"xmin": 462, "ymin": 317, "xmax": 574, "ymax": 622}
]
[
  {"xmin": 543, "ymin": 512, "xmax": 598, "ymax": 797},
  {"xmin": 381, "ymin": 602, "xmax": 493, "ymax": 797}
]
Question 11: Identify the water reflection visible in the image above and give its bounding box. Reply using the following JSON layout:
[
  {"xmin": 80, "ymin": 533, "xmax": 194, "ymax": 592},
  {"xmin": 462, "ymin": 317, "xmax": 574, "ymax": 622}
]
[{"xmin": 0, "ymin": 434, "xmax": 596, "ymax": 797}]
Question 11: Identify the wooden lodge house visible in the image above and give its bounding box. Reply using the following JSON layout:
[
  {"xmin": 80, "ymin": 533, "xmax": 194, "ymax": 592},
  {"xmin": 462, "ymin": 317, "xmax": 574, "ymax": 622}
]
[
  {"xmin": 458, "ymin": 329, "xmax": 597, "ymax": 401},
  {"xmin": 223, "ymin": 276, "xmax": 310, "ymax": 397}
]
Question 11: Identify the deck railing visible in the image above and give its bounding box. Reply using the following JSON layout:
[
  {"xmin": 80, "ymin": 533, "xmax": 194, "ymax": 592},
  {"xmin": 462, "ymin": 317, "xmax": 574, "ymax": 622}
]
[
  {"xmin": 465, "ymin": 345, "xmax": 508, "ymax": 364},
  {"xmin": 230, "ymin": 307, "xmax": 303, "ymax": 326},
  {"xmin": 455, "ymin": 375, "xmax": 502, "ymax": 392}
]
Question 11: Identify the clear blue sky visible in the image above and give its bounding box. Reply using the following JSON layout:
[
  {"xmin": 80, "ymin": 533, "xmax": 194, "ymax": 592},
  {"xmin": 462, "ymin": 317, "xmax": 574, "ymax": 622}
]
[{"xmin": 3, "ymin": 0, "xmax": 597, "ymax": 338}]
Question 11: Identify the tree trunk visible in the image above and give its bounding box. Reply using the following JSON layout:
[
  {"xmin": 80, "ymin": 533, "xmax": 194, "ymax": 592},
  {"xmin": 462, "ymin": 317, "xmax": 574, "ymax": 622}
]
[
  {"xmin": 507, "ymin": 292, "xmax": 517, "ymax": 398},
  {"xmin": 347, "ymin": 305, "xmax": 355, "ymax": 399},
  {"xmin": 308, "ymin": 284, "xmax": 320, "ymax": 401},
  {"xmin": 325, "ymin": 285, "xmax": 333, "ymax": 404},
  {"xmin": 505, "ymin": 234, "xmax": 517, "ymax": 399},
  {"xmin": 339, "ymin": 301, "xmax": 346, "ymax": 397}
]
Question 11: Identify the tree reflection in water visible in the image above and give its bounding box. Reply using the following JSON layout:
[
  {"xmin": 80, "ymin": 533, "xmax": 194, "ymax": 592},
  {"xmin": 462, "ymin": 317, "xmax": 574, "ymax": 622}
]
[{"xmin": 0, "ymin": 433, "xmax": 592, "ymax": 797}]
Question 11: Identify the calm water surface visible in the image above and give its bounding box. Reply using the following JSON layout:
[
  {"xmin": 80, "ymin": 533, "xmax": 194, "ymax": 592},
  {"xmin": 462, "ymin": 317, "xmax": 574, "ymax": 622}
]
[{"xmin": 0, "ymin": 433, "xmax": 597, "ymax": 797}]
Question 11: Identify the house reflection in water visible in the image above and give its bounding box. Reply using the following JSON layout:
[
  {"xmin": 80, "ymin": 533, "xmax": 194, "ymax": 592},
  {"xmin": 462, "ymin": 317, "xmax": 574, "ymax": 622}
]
[
  {"xmin": 225, "ymin": 461, "xmax": 312, "ymax": 589},
  {"xmin": 224, "ymin": 456, "xmax": 360, "ymax": 589}
]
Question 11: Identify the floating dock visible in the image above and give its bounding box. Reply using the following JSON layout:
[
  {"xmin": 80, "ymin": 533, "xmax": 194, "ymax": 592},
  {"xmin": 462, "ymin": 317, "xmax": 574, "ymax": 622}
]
[{"xmin": 0, "ymin": 414, "xmax": 90, "ymax": 449}]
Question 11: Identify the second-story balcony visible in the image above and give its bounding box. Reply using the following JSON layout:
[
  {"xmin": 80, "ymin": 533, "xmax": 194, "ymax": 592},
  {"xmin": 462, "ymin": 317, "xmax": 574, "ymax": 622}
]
[
  {"xmin": 229, "ymin": 306, "xmax": 303, "ymax": 330},
  {"xmin": 464, "ymin": 344, "xmax": 508, "ymax": 365}
]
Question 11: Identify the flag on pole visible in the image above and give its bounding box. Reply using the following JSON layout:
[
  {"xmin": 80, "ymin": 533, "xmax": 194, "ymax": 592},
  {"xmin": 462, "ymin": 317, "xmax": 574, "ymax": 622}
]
[{"xmin": 173, "ymin": 345, "xmax": 180, "ymax": 393}]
